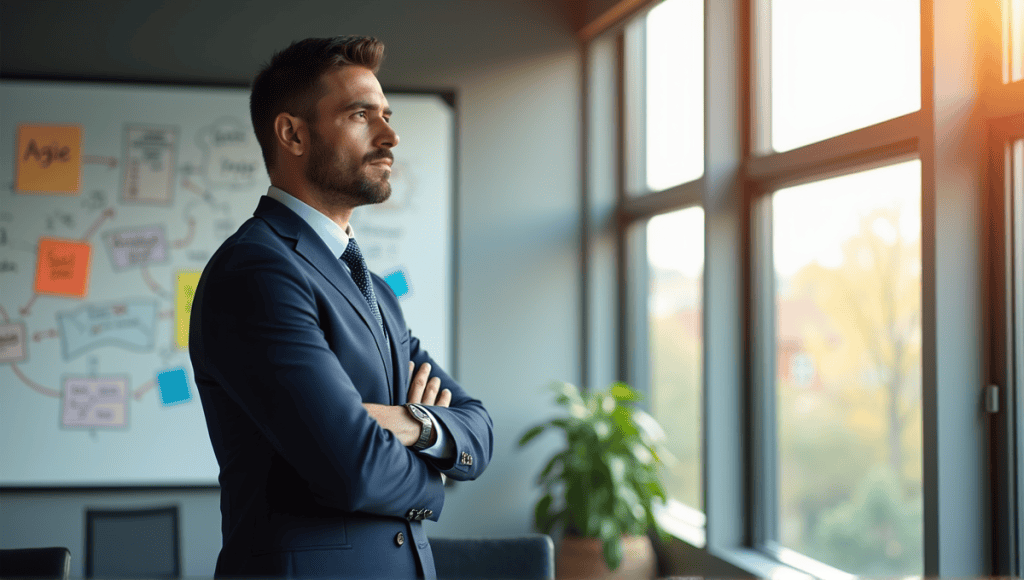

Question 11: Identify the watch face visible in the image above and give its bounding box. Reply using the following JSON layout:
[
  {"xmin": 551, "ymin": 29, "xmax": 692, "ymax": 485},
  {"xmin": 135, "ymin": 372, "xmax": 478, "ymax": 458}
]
[{"xmin": 408, "ymin": 404, "xmax": 428, "ymax": 421}]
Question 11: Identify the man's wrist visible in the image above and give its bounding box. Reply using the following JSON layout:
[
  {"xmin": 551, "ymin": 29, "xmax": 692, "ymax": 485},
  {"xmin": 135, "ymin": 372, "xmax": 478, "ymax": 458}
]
[{"xmin": 404, "ymin": 403, "xmax": 433, "ymax": 450}]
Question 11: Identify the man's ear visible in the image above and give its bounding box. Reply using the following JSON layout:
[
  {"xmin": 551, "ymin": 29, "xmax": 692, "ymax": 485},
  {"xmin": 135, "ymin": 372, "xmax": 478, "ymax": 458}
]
[{"xmin": 273, "ymin": 112, "xmax": 307, "ymax": 159}]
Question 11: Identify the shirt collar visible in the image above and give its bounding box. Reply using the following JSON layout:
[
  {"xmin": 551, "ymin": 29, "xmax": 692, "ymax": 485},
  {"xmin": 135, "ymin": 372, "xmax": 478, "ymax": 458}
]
[{"xmin": 266, "ymin": 186, "xmax": 353, "ymax": 258}]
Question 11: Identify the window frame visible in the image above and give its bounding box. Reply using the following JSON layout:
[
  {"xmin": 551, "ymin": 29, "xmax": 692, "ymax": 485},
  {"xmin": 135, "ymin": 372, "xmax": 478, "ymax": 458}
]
[{"xmin": 988, "ymin": 111, "xmax": 1024, "ymax": 576}]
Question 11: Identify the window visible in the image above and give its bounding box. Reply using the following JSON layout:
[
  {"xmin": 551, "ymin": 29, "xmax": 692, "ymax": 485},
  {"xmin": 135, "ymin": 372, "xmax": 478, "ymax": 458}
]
[
  {"xmin": 771, "ymin": 161, "xmax": 923, "ymax": 576},
  {"xmin": 625, "ymin": 0, "xmax": 703, "ymax": 194},
  {"xmin": 647, "ymin": 207, "xmax": 704, "ymax": 512},
  {"xmin": 769, "ymin": 0, "xmax": 920, "ymax": 152},
  {"xmin": 584, "ymin": 0, "xmax": 1024, "ymax": 575},
  {"xmin": 616, "ymin": 0, "xmax": 706, "ymax": 526}
]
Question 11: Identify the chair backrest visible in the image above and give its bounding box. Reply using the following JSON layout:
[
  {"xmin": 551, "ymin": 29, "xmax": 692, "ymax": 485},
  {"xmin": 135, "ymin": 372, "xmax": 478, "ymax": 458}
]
[
  {"xmin": 84, "ymin": 505, "xmax": 180, "ymax": 579},
  {"xmin": 0, "ymin": 547, "xmax": 71, "ymax": 580},
  {"xmin": 429, "ymin": 534, "xmax": 555, "ymax": 580}
]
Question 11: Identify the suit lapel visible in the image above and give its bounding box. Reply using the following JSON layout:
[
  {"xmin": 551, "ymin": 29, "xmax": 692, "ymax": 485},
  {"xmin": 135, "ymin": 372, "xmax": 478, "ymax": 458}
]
[
  {"xmin": 379, "ymin": 297, "xmax": 404, "ymax": 405},
  {"xmin": 255, "ymin": 197, "xmax": 394, "ymax": 393}
]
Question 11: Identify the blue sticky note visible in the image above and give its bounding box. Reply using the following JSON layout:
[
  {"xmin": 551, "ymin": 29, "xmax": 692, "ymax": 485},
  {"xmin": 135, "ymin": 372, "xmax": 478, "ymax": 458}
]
[
  {"xmin": 383, "ymin": 269, "xmax": 410, "ymax": 299},
  {"xmin": 157, "ymin": 368, "xmax": 191, "ymax": 406}
]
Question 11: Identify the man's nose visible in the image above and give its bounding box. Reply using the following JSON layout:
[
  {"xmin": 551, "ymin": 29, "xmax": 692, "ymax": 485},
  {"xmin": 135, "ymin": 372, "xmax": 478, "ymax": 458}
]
[{"xmin": 375, "ymin": 121, "xmax": 399, "ymax": 149}]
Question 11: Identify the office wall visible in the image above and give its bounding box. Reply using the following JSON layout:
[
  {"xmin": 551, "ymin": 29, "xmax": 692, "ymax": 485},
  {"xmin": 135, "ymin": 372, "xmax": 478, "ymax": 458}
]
[{"xmin": 0, "ymin": 1, "xmax": 580, "ymax": 575}]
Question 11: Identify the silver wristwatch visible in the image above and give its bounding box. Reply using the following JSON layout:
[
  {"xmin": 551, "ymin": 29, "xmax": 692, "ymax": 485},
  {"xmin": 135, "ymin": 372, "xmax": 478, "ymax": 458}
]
[{"xmin": 405, "ymin": 403, "xmax": 433, "ymax": 450}]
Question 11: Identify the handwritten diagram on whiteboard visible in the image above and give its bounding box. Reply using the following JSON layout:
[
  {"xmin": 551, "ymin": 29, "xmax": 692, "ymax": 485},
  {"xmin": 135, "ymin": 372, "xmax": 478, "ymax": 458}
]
[{"xmin": 0, "ymin": 80, "xmax": 453, "ymax": 486}]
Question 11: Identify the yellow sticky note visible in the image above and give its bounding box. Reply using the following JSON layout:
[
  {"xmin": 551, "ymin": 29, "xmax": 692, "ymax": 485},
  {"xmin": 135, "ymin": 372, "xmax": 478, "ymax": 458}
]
[
  {"xmin": 16, "ymin": 125, "xmax": 83, "ymax": 194},
  {"xmin": 175, "ymin": 271, "xmax": 202, "ymax": 349}
]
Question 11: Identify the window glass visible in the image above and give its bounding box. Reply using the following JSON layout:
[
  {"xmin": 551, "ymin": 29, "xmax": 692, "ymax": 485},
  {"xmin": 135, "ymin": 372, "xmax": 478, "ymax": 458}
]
[
  {"xmin": 770, "ymin": 0, "xmax": 920, "ymax": 152},
  {"xmin": 772, "ymin": 160, "xmax": 923, "ymax": 575},
  {"xmin": 646, "ymin": 0, "xmax": 703, "ymax": 190},
  {"xmin": 626, "ymin": 0, "xmax": 704, "ymax": 194},
  {"xmin": 648, "ymin": 206, "xmax": 704, "ymax": 511}
]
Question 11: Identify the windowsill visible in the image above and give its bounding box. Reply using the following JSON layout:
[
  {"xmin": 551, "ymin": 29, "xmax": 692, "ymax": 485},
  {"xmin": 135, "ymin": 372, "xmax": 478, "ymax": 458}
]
[
  {"xmin": 654, "ymin": 499, "xmax": 706, "ymax": 549},
  {"xmin": 655, "ymin": 501, "xmax": 865, "ymax": 580}
]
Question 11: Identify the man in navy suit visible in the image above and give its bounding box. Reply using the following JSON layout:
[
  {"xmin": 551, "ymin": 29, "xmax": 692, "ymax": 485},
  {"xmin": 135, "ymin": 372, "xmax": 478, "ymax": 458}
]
[{"xmin": 189, "ymin": 36, "xmax": 493, "ymax": 579}]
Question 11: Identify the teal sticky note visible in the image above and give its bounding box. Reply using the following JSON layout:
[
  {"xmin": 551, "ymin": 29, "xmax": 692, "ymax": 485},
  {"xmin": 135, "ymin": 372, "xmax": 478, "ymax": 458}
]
[
  {"xmin": 384, "ymin": 269, "xmax": 410, "ymax": 299},
  {"xmin": 157, "ymin": 368, "xmax": 191, "ymax": 406}
]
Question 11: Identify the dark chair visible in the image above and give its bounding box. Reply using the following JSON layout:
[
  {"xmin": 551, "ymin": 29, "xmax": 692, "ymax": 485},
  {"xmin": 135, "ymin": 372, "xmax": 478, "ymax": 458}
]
[
  {"xmin": 84, "ymin": 505, "xmax": 180, "ymax": 579},
  {"xmin": 429, "ymin": 534, "xmax": 555, "ymax": 580},
  {"xmin": 0, "ymin": 547, "xmax": 71, "ymax": 579}
]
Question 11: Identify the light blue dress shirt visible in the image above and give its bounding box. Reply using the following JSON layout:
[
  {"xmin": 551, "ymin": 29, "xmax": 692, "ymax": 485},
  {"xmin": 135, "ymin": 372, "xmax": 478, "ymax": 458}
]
[{"xmin": 265, "ymin": 186, "xmax": 453, "ymax": 460}]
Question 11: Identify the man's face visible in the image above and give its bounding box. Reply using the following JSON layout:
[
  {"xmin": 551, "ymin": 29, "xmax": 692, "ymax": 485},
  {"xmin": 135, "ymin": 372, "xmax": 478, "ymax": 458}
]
[{"xmin": 305, "ymin": 65, "xmax": 399, "ymax": 207}]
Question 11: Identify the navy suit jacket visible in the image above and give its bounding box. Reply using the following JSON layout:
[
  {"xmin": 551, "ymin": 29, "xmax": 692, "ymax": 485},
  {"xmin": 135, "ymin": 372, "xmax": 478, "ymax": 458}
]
[{"xmin": 190, "ymin": 196, "xmax": 493, "ymax": 579}]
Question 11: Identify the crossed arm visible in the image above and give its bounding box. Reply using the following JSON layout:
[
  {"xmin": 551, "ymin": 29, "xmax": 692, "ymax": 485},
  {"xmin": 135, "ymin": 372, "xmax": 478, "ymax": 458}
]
[{"xmin": 363, "ymin": 361, "xmax": 451, "ymax": 448}]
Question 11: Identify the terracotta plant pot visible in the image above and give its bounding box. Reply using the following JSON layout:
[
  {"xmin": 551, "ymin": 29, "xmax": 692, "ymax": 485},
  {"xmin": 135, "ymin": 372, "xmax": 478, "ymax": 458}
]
[{"xmin": 556, "ymin": 534, "xmax": 656, "ymax": 580}]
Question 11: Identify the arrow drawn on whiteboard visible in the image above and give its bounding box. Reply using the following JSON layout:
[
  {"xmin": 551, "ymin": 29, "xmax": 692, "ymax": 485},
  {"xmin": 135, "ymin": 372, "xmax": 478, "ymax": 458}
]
[
  {"xmin": 140, "ymin": 265, "xmax": 170, "ymax": 299},
  {"xmin": 182, "ymin": 179, "xmax": 208, "ymax": 200},
  {"xmin": 32, "ymin": 328, "xmax": 59, "ymax": 342},
  {"xmin": 10, "ymin": 362, "xmax": 61, "ymax": 398},
  {"xmin": 19, "ymin": 295, "xmax": 38, "ymax": 317},
  {"xmin": 133, "ymin": 378, "xmax": 156, "ymax": 401},
  {"xmin": 83, "ymin": 155, "xmax": 118, "ymax": 169},
  {"xmin": 81, "ymin": 207, "xmax": 115, "ymax": 241},
  {"xmin": 172, "ymin": 217, "xmax": 196, "ymax": 249}
]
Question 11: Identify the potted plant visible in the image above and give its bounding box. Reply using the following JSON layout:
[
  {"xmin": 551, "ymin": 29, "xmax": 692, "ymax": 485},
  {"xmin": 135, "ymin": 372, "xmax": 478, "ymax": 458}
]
[{"xmin": 518, "ymin": 381, "xmax": 672, "ymax": 578}]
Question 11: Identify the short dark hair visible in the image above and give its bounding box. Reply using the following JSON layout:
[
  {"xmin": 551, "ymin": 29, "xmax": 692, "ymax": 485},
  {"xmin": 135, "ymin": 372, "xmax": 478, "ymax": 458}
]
[{"xmin": 250, "ymin": 36, "xmax": 385, "ymax": 170}]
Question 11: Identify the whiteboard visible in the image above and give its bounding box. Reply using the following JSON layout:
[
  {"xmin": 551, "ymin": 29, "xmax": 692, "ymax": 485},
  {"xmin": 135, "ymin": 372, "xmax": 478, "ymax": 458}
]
[{"xmin": 0, "ymin": 79, "xmax": 454, "ymax": 487}]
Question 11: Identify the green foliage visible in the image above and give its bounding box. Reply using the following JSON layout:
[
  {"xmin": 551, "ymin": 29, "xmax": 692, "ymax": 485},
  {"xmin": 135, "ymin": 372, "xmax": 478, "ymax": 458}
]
[
  {"xmin": 517, "ymin": 381, "xmax": 670, "ymax": 571},
  {"xmin": 809, "ymin": 466, "xmax": 923, "ymax": 575}
]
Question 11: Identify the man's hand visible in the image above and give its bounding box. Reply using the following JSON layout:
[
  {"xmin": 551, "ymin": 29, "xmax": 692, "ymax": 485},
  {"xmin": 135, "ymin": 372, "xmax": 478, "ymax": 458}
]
[
  {"xmin": 363, "ymin": 362, "xmax": 450, "ymax": 447},
  {"xmin": 406, "ymin": 361, "xmax": 451, "ymax": 407}
]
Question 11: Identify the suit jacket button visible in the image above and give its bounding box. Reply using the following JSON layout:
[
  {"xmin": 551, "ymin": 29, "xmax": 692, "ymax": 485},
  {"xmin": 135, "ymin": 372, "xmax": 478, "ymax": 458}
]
[{"xmin": 395, "ymin": 532, "xmax": 405, "ymax": 547}]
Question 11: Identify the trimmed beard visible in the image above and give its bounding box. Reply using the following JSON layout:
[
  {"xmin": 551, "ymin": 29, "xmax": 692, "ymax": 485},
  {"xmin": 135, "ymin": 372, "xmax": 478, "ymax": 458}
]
[{"xmin": 306, "ymin": 127, "xmax": 392, "ymax": 207}]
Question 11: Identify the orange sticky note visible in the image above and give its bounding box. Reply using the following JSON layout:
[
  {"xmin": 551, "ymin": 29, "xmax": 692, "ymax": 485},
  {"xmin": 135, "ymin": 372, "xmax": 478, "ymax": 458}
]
[
  {"xmin": 16, "ymin": 124, "xmax": 83, "ymax": 194},
  {"xmin": 34, "ymin": 238, "xmax": 91, "ymax": 298}
]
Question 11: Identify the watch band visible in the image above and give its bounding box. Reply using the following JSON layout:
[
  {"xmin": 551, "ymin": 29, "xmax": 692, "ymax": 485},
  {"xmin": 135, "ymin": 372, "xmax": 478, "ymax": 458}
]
[{"xmin": 405, "ymin": 403, "xmax": 433, "ymax": 450}]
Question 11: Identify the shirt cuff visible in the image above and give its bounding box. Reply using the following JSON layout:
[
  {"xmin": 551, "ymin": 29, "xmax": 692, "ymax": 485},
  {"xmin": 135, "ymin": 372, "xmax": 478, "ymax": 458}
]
[{"xmin": 418, "ymin": 407, "xmax": 454, "ymax": 459}]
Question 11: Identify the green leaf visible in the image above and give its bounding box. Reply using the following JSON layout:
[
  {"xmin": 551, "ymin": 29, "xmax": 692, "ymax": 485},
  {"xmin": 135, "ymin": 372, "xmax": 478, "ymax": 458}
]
[
  {"xmin": 537, "ymin": 450, "xmax": 567, "ymax": 483},
  {"xmin": 609, "ymin": 381, "xmax": 643, "ymax": 402},
  {"xmin": 601, "ymin": 532, "xmax": 624, "ymax": 571},
  {"xmin": 610, "ymin": 406, "xmax": 640, "ymax": 439},
  {"xmin": 553, "ymin": 381, "xmax": 584, "ymax": 407},
  {"xmin": 549, "ymin": 417, "xmax": 580, "ymax": 433},
  {"xmin": 534, "ymin": 493, "xmax": 554, "ymax": 533},
  {"xmin": 566, "ymin": 480, "xmax": 590, "ymax": 535},
  {"xmin": 645, "ymin": 479, "xmax": 667, "ymax": 501},
  {"xmin": 607, "ymin": 455, "xmax": 627, "ymax": 485},
  {"xmin": 632, "ymin": 408, "xmax": 665, "ymax": 442},
  {"xmin": 630, "ymin": 442, "xmax": 655, "ymax": 465},
  {"xmin": 517, "ymin": 424, "xmax": 547, "ymax": 447}
]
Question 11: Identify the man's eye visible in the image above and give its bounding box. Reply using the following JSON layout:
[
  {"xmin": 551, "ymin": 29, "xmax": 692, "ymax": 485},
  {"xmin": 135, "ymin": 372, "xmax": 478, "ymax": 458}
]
[{"xmin": 355, "ymin": 111, "xmax": 367, "ymax": 119}]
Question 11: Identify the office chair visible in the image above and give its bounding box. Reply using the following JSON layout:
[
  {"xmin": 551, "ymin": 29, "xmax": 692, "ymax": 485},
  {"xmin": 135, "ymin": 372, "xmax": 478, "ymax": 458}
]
[
  {"xmin": 0, "ymin": 547, "xmax": 71, "ymax": 579},
  {"xmin": 84, "ymin": 505, "xmax": 180, "ymax": 579},
  {"xmin": 429, "ymin": 534, "xmax": 555, "ymax": 580}
]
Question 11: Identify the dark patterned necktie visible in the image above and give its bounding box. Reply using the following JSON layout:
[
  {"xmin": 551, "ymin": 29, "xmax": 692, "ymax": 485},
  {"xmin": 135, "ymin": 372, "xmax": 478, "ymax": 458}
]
[{"xmin": 340, "ymin": 238, "xmax": 384, "ymax": 334}]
